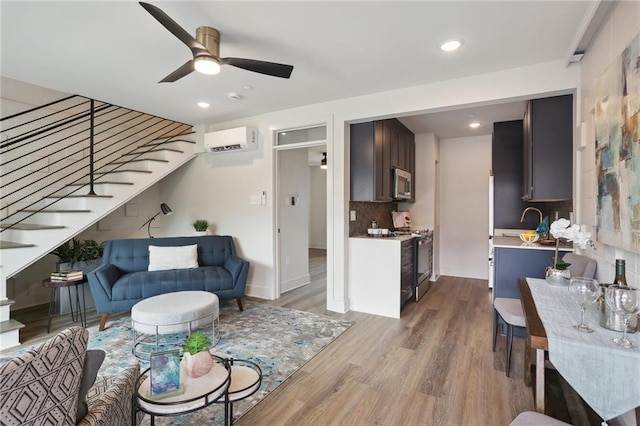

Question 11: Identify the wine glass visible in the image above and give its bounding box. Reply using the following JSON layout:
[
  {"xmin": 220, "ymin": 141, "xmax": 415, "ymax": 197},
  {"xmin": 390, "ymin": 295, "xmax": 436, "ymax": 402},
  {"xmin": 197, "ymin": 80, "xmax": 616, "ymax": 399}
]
[
  {"xmin": 605, "ymin": 286, "xmax": 640, "ymax": 348},
  {"xmin": 568, "ymin": 277, "xmax": 600, "ymax": 333}
]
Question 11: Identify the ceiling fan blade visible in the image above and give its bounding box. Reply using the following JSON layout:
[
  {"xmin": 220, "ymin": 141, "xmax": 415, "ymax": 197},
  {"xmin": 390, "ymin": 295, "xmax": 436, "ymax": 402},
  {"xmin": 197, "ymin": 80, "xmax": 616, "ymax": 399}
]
[
  {"xmin": 220, "ymin": 57, "xmax": 294, "ymax": 79},
  {"xmin": 139, "ymin": 2, "xmax": 209, "ymax": 57},
  {"xmin": 159, "ymin": 60, "xmax": 195, "ymax": 83}
]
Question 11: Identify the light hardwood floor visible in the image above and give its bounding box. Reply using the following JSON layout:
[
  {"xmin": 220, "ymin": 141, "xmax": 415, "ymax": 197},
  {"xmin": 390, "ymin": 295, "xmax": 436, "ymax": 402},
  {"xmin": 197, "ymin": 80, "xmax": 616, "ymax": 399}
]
[
  {"xmin": 239, "ymin": 248, "xmax": 536, "ymax": 425},
  {"xmin": 10, "ymin": 249, "xmax": 595, "ymax": 425}
]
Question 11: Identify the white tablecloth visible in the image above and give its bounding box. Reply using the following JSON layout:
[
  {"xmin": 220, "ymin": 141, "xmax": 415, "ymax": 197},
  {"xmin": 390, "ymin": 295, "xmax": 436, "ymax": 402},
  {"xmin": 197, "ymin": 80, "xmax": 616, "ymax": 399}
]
[{"xmin": 526, "ymin": 277, "xmax": 640, "ymax": 421}]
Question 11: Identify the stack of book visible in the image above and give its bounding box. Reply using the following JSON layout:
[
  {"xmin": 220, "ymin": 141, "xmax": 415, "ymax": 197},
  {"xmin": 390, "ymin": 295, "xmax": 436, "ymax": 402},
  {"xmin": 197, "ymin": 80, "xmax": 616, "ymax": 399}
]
[{"xmin": 50, "ymin": 270, "xmax": 84, "ymax": 282}]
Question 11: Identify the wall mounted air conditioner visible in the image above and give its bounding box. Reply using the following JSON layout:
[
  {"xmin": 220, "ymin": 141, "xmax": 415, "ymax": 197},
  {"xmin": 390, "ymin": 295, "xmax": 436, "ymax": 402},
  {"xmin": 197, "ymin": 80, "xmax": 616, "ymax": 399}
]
[{"xmin": 204, "ymin": 126, "xmax": 258, "ymax": 153}]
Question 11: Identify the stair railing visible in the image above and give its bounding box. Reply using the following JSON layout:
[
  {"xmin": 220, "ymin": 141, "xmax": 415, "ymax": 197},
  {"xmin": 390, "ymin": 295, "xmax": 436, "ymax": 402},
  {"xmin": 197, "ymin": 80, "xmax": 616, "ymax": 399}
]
[{"xmin": 0, "ymin": 95, "xmax": 193, "ymax": 232}]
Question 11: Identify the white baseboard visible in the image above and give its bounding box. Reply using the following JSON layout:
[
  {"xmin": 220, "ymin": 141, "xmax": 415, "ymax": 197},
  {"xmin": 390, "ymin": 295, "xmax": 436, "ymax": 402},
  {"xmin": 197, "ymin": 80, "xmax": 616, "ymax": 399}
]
[
  {"xmin": 245, "ymin": 281, "xmax": 276, "ymax": 300},
  {"xmin": 281, "ymin": 274, "xmax": 310, "ymax": 294}
]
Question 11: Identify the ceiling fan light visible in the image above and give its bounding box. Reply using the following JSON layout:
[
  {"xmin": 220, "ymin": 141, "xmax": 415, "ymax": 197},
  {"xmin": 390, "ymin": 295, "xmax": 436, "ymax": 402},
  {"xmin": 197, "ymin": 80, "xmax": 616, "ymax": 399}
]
[{"xmin": 194, "ymin": 57, "xmax": 221, "ymax": 75}]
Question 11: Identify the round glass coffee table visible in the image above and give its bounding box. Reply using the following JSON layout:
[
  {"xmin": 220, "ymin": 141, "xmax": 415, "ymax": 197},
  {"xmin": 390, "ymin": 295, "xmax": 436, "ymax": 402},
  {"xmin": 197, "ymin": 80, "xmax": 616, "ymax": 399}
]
[{"xmin": 136, "ymin": 354, "xmax": 231, "ymax": 425}]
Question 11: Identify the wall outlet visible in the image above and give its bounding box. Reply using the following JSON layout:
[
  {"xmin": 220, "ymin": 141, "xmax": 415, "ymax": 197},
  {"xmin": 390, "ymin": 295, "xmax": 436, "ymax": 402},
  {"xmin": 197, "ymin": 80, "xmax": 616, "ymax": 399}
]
[
  {"xmin": 350, "ymin": 210, "xmax": 356, "ymax": 221},
  {"xmin": 285, "ymin": 256, "xmax": 291, "ymax": 265}
]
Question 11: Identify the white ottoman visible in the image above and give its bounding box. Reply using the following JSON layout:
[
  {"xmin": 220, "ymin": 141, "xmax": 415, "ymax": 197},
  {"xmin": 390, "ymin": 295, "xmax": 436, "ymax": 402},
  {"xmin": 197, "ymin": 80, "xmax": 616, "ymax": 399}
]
[{"xmin": 131, "ymin": 291, "xmax": 219, "ymax": 359}]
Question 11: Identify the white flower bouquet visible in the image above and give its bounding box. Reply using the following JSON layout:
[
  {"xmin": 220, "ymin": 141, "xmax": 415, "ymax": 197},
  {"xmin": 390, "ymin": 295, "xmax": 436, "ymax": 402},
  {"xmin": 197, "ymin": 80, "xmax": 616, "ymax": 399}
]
[{"xmin": 549, "ymin": 218, "xmax": 594, "ymax": 268}]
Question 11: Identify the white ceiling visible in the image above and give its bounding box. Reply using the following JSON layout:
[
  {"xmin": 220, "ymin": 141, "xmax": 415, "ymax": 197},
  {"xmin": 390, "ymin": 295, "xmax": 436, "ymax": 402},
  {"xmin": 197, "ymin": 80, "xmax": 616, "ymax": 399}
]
[{"xmin": 1, "ymin": 1, "xmax": 602, "ymax": 139}]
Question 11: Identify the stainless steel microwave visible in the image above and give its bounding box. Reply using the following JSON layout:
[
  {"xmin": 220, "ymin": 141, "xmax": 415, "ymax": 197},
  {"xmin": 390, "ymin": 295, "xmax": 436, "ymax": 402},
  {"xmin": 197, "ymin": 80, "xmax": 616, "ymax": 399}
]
[{"xmin": 393, "ymin": 168, "xmax": 411, "ymax": 200}]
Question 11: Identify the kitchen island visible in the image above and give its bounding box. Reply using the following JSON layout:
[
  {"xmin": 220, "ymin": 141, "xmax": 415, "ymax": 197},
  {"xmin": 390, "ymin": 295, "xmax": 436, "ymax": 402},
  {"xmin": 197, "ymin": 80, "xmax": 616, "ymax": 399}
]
[
  {"xmin": 349, "ymin": 234, "xmax": 415, "ymax": 318},
  {"xmin": 493, "ymin": 237, "xmax": 572, "ymax": 300},
  {"xmin": 492, "ymin": 236, "xmax": 572, "ymax": 337}
]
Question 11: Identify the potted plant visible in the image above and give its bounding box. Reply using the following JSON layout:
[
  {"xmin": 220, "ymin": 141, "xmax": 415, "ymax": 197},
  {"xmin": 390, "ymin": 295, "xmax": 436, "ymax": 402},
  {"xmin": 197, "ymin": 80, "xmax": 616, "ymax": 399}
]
[
  {"xmin": 192, "ymin": 219, "xmax": 209, "ymax": 235},
  {"xmin": 546, "ymin": 218, "xmax": 594, "ymax": 285},
  {"xmin": 51, "ymin": 238, "xmax": 104, "ymax": 274},
  {"xmin": 182, "ymin": 331, "xmax": 213, "ymax": 378}
]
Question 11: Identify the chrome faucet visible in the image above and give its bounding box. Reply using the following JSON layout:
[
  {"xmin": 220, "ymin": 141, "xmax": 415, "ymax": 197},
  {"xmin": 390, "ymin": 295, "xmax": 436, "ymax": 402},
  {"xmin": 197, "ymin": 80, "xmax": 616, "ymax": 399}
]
[{"xmin": 520, "ymin": 207, "xmax": 543, "ymax": 225}]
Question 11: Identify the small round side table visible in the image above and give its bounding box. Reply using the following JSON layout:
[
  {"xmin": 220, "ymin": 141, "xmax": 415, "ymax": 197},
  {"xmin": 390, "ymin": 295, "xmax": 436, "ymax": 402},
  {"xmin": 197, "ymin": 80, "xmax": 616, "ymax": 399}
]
[{"xmin": 41, "ymin": 276, "xmax": 87, "ymax": 332}]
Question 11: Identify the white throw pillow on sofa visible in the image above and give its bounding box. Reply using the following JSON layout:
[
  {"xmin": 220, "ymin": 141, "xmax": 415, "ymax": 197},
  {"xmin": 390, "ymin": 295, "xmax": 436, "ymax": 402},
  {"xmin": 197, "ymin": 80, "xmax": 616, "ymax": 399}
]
[{"xmin": 148, "ymin": 244, "xmax": 199, "ymax": 271}]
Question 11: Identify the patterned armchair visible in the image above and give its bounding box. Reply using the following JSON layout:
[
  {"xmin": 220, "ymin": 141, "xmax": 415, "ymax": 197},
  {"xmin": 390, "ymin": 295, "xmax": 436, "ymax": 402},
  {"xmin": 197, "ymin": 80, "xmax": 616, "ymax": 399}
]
[{"xmin": 0, "ymin": 326, "xmax": 140, "ymax": 426}]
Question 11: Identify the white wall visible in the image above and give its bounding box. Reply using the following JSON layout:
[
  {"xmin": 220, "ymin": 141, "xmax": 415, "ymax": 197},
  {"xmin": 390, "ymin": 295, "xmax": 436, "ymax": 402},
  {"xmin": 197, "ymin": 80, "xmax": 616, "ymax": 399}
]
[
  {"xmin": 278, "ymin": 148, "xmax": 310, "ymax": 292},
  {"xmin": 155, "ymin": 59, "xmax": 579, "ymax": 312},
  {"xmin": 309, "ymin": 165, "xmax": 327, "ymax": 249},
  {"xmin": 577, "ymin": 3, "xmax": 640, "ymax": 287},
  {"xmin": 5, "ymin": 59, "xmax": 579, "ymax": 312},
  {"xmin": 438, "ymin": 135, "xmax": 491, "ymax": 279}
]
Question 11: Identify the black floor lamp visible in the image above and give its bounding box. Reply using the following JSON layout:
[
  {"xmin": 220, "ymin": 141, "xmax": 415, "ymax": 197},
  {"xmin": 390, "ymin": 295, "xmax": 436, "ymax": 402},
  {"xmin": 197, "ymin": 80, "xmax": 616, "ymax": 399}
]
[{"xmin": 139, "ymin": 203, "xmax": 172, "ymax": 238}]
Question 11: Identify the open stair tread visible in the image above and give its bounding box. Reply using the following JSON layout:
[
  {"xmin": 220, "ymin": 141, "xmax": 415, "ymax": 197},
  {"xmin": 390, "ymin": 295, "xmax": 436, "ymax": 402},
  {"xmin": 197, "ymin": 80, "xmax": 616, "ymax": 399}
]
[
  {"xmin": 0, "ymin": 319, "xmax": 26, "ymax": 332},
  {"xmin": 67, "ymin": 181, "xmax": 134, "ymax": 186},
  {"xmin": 94, "ymin": 169, "xmax": 152, "ymax": 174},
  {"xmin": 45, "ymin": 194, "xmax": 113, "ymax": 199},
  {"xmin": 22, "ymin": 209, "xmax": 91, "ymax": 213},
  {"xmin": 0, "ymin": 241, "xmax": 36, "ymax": 249},
  {"xmin": 110, "ymin": 158, "xmax": 169, "ymax": 165},
  {"xmin": 125, "ymin": 148, "xmax": 184, "ymax": 155},
  {"xmin": 144, "ymin": 139, "xmax": 196, "ymax": 147},
  {"xmin": 0, "ymin": 223, "xmax": 66, "ymax": 230}
]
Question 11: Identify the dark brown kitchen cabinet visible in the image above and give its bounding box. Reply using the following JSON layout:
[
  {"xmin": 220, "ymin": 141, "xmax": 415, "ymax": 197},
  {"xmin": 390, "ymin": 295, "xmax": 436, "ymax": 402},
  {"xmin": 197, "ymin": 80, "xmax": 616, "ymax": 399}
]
[
  {"xmin": 400, "ymin": 238, "xmax": 415, "ymax": 305},
  {"xmin": 400, "ymin": 126, "xmax": 415, "ymax": 202},
  {"xmin": 350, "ymin": 119, "xmax": 415, "ymax": 202},
  {"xmin": 522, "ymin": 94, "xmax": 573, "ymax": 201},
  {"xmin": 493, "ymin": 120, "xmax": 536, "ymax": 229}
]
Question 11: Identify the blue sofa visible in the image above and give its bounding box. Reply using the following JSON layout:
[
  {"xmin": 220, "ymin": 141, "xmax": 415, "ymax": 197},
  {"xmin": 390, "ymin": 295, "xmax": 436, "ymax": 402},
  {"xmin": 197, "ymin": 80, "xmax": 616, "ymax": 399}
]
[{"xmin": 87, "ymin": 235, "xmax": 250, "ymax": 330}]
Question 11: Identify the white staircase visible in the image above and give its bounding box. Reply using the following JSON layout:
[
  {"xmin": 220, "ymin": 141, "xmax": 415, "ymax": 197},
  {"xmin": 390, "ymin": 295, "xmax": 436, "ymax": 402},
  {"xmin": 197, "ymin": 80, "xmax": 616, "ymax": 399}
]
[{"xmin": 0, "ymin": 100, "xmax": 198, "ymax": 349}]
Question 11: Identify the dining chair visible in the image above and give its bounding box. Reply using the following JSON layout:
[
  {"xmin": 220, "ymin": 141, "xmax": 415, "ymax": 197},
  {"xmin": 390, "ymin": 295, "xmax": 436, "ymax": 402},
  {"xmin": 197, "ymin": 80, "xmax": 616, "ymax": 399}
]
[
  {"xmin": 562, "ymin": 253, "xmax": 597, "ymax": 279},
  {"xmin": 509, "ymin": 411, "xmax": 570, "ymax": 425},
  {"xmin": 493, "ymin": 297, "xmax": 526, "ymax": 377}
]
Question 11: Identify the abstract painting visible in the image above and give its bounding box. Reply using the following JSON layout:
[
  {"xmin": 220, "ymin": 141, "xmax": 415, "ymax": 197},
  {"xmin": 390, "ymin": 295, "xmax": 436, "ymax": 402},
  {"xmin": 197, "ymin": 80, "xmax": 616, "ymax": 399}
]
[{"xmin": 595, "ymin": 32, "xmax": 640, "ymax": 254}]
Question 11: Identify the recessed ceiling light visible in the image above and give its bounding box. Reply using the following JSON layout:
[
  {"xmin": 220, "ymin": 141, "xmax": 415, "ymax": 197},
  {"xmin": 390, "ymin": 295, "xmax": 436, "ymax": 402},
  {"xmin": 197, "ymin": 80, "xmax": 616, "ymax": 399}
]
[
  {"xmin": 243, "ymin": 85, "xmax": 253, "ymax": 90},
  {"xmin": 439, "ymin": 39, "xmax": 462, "ymax": 52},
  {"xmin": 469, "ymin": 121, "xmax": 481, "ymax": 128},
  {"xmin": 197, "ymin": 101, "xmax": 210, "ymax": 108}
]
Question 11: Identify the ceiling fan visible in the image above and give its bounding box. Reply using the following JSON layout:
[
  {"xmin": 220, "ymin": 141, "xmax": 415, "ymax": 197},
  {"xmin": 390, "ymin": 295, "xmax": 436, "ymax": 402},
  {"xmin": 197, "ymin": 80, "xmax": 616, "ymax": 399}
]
[{"xmin": 139, "ymin": 2, "xmax": 294, "ymax": 83}]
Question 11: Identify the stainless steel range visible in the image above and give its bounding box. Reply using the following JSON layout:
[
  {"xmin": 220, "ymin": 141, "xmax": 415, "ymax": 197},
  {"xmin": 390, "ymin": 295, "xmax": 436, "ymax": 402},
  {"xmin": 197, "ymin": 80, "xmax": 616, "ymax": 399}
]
[{"xmin": 413, "ymin": 230, "xmax": 433, "ymax": 301}]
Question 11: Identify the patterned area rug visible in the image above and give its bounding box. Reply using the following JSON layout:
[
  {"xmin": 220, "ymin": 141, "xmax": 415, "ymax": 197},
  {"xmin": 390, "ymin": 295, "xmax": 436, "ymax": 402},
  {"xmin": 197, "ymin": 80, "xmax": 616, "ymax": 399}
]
[{"xmin": 8, "ymin": 300, "xmax": 352, "ymax": 425}]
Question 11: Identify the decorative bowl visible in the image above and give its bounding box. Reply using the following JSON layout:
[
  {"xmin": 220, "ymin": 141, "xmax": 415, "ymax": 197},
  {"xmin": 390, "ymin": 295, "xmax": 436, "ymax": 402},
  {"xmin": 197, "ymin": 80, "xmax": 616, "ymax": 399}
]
[{"xmin": 519, "ymin": 232, "xmax": 539, "ymax": 243}]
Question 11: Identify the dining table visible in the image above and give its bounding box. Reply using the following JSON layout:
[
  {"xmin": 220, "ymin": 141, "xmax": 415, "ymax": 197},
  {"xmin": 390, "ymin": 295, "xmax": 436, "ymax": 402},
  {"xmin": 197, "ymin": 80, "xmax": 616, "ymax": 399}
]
[{"xmin": 518, "ymin": 276, "xmax": 640, "ymax": 423}]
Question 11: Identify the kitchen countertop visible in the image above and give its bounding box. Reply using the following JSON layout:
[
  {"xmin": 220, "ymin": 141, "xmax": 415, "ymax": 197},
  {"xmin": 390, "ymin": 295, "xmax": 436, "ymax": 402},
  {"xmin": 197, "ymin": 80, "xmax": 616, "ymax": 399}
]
[
  {"xmin": 350, "ymin": 234, "xmax": 416, "ymax": 242},
  {"xmin": 493, "ymin": 236, "xmax": 573, "ymax": 251}
]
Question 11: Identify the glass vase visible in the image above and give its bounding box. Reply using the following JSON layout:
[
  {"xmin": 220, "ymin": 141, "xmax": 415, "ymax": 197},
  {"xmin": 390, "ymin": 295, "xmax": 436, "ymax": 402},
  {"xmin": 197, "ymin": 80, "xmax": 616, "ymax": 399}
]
[{"xmin": 545, "ymin": 267, "xmax": 570, "ymax": 286}]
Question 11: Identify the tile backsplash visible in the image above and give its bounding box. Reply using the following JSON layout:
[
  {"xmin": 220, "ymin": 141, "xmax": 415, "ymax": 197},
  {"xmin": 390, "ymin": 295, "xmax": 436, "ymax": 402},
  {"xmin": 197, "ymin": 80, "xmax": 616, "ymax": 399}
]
[{"xmin": 349, "ymin": 202, "xmax": 399, "ymax": 236}]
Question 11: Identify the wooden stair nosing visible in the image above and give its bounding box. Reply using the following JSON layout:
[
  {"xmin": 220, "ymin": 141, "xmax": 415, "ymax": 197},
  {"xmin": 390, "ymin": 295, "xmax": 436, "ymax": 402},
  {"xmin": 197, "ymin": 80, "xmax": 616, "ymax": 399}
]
[
  {"xmin": 0, "ymin": 319, "xmax": 26, "ymax": 332},
  {"xmin": 0, "ymin": 241, "xmax": 36, "ymax": 249}
]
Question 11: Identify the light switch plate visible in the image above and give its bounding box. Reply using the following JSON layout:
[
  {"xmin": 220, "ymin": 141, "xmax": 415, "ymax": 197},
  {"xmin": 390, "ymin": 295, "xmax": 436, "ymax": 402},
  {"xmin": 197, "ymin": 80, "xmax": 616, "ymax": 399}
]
[{"xmin": 350, "ymin": 210, "xmax": 356, "ymax": 221}]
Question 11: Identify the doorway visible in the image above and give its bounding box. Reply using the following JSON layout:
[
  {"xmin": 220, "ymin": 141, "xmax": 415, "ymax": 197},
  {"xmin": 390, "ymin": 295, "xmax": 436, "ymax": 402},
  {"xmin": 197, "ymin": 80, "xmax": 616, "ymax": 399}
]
[{"xmin": 274, "ymin": 125, "xmax": 327, "ymax": 298}]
